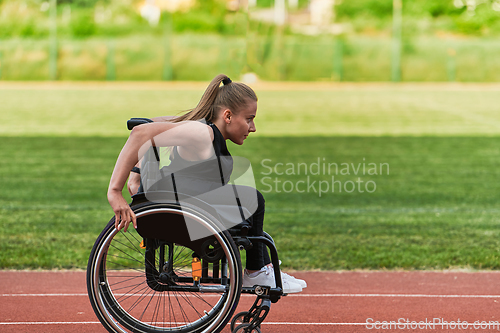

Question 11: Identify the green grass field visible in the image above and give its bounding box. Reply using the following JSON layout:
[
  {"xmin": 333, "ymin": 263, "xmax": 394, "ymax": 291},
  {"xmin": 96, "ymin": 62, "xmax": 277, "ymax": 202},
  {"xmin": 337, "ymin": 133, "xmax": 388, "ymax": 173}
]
[{"xmin": 1, "ymin": 82, "xmax": 500, "ymax": 270}]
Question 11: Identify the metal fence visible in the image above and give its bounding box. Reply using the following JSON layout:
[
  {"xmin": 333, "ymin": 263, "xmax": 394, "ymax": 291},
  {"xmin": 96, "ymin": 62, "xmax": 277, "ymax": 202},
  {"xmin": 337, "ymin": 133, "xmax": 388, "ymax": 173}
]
[
  {"xmin": 1, "ymin": 34, "xmax": 500, "ymax": 82},
  {"xmin": 1, "ymin": 0, "xmax": 500, "ymax": 82}
]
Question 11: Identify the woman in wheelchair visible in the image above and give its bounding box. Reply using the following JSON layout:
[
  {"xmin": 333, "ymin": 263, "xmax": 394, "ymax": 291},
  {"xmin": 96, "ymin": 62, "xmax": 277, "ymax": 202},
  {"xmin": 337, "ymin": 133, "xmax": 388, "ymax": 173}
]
[
  {"xmin": 109, "ymin": 74, "xmax": 305, "ymax": 293},
  {"xmin": 88, "ymin": 74, "xmax": 305, "ymax": 333}
]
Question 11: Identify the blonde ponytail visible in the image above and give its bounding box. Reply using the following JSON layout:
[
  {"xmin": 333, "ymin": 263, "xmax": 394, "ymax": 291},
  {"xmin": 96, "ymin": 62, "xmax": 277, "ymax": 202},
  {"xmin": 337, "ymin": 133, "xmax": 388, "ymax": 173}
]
[{"xmin": 174, "ymin": 74, "xmax": 257, "ymax": 123}]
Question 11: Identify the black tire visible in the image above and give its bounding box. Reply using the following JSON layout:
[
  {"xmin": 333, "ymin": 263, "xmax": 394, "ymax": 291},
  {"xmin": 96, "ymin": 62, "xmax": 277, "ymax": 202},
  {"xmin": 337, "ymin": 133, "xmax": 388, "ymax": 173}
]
[{"xmin": 87, "ymin": 202, "xmax": 242, "ymax": 333}]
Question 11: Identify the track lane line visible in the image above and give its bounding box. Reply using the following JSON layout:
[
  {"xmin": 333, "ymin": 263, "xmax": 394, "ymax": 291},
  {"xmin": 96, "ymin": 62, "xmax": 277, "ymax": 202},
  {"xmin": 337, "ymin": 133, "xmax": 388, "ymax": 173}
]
[
  {"xmin": 3, "ymin": 293, "xmax": 500, "ymax": 298},
  {"xmin": 0, "ymin": 321, "xmax": 367, "ymax": 326}
]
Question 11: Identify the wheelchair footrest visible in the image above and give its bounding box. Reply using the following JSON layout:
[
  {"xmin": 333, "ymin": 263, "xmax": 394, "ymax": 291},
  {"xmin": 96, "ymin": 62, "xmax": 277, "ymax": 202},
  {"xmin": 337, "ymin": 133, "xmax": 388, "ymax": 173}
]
[
  {"xmin": 231, "ymin": 287, "xmax": 273, "ymax": 333},
  {"xmin": 241, "ymin": 286, "xmax": 282, "ymax": 303}
]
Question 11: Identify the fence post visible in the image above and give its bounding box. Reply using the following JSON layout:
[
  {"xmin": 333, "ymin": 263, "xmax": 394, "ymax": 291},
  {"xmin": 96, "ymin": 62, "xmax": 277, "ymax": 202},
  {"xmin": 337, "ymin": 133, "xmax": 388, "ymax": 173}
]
[
  {"xmin": 391, "ymin": 0, "xmax": 402, "ymax": 82},
  {"xmin": 243, "ymin": 1, "xmax": 251, "ymax": 76},
  {"xmin": 333, "ymin": 38, "xmax": 343, "ymax": 81},
  {"xmin": 162, "ymin": 13, "xmax": 173, "ymax": 81},
  {"xmin": 275, "ymin": 25, "xmax": 286, "ymax": 80},
  {"xmin": 273, "ymin": 0, "xmax": 286, "ymax": 80},
  {"xmin": 106, "ymin": 40, "xmax": 116, "ymax": 81},
  {"xmin": 49, "ymin": 0, "xmax": 58, "ymax": 80},
  {"xmin": 218, "ymin": 38, "xmax": 227, "ymax": 74},
  {"xmin": 447, "ymin": 48, "xmax": 456, "ymax": 82}
]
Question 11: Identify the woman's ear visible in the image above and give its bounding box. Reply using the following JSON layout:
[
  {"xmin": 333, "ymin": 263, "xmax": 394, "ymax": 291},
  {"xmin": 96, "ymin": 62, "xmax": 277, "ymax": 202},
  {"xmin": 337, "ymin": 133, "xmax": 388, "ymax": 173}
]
[{"xmin": 222, "ymin": 109, "xmax": 232, "ymax": 124}]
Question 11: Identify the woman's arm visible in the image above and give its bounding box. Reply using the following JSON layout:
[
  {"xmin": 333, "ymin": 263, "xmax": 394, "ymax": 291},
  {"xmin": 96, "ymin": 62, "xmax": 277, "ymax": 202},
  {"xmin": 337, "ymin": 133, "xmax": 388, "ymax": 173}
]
[
  {"xmin": 125, "ymin": 116, "xmax": 176, "ymax": 197},
  {"xmin": 150, "ymin": 115, "xmax": 178, "ymax": 122},
  {"xmin": 107, "ymin": 121, "xmax": 214, "ymax": 232}
]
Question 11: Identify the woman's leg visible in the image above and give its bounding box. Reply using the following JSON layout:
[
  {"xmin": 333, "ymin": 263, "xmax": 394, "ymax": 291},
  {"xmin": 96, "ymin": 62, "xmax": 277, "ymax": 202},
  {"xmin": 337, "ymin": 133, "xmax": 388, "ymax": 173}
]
[
  {"xmin": 179, "ymin": 183, "xmax": 270, "ymax": 270},
  {"xmin": 245, "ymin": 190, "xmax": 271, "ymax": 270}
]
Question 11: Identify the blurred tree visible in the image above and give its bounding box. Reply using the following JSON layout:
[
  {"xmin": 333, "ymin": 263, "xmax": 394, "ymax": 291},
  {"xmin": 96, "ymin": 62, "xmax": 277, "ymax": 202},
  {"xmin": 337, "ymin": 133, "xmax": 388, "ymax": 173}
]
[
  {"xmin": 337, "ymin": 0, "xmax": 468, "ymax": 19},
  {"xmin": 427, "ymin": 2, "xmax": 460, "ymax": 17},
  {"xmin": 453, "ymin": 1, "xmax": 500, "ymax": 34},
  {"xmin": 254, "ymin": 0, "xmax": 309, "ymax": 8},
  {"xmin": 336, "ymin": 0, "xmax": 393, "ymax": 19},
  {"xmin": 170, "ymin": 0, "xmax": 228, "ymax": 33},
  {"xmin": 57, "ymin": 0, "xmax": 104, "ymax": 7},
  {"xmin": 71, "ymin": 9, "xmax": 96, "ymax": 36}
]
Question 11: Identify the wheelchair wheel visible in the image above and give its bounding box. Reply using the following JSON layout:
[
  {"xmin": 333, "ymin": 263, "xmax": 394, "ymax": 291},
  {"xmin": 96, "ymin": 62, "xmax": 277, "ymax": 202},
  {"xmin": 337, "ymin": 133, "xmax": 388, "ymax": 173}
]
[{"xmin": 87, "ymin": 202, "xmax": 242, "ymax": 333}]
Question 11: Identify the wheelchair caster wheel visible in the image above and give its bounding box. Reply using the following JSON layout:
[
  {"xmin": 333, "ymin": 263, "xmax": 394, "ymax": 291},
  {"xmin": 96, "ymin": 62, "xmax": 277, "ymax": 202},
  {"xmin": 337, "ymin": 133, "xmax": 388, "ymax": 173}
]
[
  {"xmin": 233, "ymin": 323, "xmax": 262, "ymax": 333},
  {"xmin": 231, "ymin": 311, "xmax": 253, "ymax": 332}
]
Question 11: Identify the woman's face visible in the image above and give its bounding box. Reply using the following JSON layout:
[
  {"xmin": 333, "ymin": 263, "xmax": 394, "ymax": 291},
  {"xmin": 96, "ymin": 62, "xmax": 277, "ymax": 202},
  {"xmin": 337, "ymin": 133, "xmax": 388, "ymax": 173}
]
[{"xmin": 226, "ymin": 100, "xmax": 257, "ymax": 145}]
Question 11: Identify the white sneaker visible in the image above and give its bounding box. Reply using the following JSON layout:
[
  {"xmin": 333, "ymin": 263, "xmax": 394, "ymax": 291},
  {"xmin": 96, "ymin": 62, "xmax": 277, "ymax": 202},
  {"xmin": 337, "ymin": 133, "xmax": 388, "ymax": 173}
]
[
  {"xmin": 280, "ymin": 271, "xmax": 307, "ymax": 289},
  {"xmin": 243, "ymin": 267, "xmax": 303, "ymax": 294},
  {"xmin": 272, "ymin": 262, "xmax": 308, "ymax": 288}
]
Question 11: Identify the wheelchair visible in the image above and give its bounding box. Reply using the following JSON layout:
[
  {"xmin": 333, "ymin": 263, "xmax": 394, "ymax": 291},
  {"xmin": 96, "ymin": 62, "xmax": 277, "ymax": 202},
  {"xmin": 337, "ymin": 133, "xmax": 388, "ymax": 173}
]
[{"xmin": 87, "ymin": 119, "xmax": 286, "ymax": 333}]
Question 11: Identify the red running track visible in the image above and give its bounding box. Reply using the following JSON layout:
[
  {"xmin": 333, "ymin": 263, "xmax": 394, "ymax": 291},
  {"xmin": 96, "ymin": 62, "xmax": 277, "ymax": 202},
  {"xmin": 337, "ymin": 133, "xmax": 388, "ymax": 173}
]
[{"xmin": 2, "ymin": 270, "xmax": 500, "ymax": 333}]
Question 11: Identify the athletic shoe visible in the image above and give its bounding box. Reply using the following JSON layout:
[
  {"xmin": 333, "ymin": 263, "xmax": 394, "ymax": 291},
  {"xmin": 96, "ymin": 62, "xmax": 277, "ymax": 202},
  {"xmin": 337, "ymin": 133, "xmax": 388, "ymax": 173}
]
[
  {"xmin": 280, "ymin": 271, "xmax": 307, "ymax": 289},
  {"xmin": 270, "ymin": 262, "xmax": 308, "ymax": 288},
  {"xmin": 243, "ymin": 267, "xmax": 303, "ymax": 294}
]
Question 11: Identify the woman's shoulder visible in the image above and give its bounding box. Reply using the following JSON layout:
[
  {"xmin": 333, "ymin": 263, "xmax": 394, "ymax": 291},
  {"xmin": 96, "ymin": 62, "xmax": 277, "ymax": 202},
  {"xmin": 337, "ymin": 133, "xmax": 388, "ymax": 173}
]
[
  {"xmin": 175, "ymin": 120, "xmax": 215, "ymax": 143},
  {"xmin": 207, "ymin": 121, "xmax": 224, "ymax": 141}
]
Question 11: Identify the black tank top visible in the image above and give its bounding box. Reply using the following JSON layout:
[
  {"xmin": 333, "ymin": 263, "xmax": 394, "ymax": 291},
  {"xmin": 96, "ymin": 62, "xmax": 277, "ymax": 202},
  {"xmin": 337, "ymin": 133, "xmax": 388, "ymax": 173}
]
[
  {"xmin": 140, "ymin": 122, "xmax": 253, "ymax": 229},
  {"xmin": 161, "ymin": 121, "xmax": 233, "ymax": 186}
]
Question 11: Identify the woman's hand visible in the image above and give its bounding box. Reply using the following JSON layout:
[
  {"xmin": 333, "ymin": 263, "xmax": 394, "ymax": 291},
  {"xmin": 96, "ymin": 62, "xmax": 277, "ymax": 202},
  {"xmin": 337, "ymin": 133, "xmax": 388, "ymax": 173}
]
[{"xmin": 108, "ymin": 189, "xmax": 137, "ymax": 232}]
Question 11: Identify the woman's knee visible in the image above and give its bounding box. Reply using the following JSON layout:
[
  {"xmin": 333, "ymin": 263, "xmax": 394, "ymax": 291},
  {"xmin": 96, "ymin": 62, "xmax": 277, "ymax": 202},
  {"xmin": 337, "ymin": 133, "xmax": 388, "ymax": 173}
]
[
  {"xmin": 255, "ymin": 190, "xmax": 265, "ymax": 215},
  {"xmin": 257, "ymin": 190, "xmax": 265, "ymax": 204}
]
